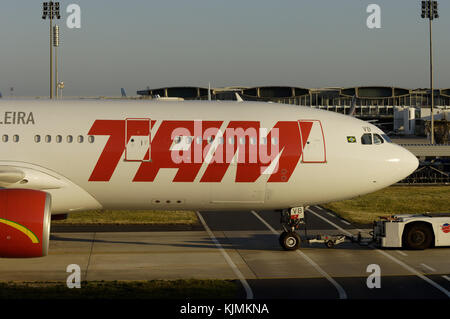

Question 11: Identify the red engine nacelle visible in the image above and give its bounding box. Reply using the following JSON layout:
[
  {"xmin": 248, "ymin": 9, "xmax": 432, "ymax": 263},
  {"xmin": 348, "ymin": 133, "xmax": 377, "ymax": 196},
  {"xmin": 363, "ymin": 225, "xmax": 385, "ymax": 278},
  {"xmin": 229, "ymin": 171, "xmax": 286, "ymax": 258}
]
[{"xmin": 0, "ymin": 189, "xmax": 51, "ymax": 258}]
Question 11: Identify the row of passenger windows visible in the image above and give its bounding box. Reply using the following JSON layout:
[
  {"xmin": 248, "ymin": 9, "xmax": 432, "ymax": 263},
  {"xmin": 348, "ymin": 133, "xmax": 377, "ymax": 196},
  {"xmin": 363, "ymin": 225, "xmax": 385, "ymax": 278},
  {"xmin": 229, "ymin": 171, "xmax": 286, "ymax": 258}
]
[
  {"xmin": 2, "ymin": 134, "xmax": 277, "ymax": 146},
  {"xmin": 173, "ymin": 136, "xmax": 279, "ymax": 145},
  {"xmin": 34, "ymin": 135, "xmax": 95, "ymax": 144},
  {"xmin": 1, "ymin": 135, "xmax": 95, "ymax": 143}
]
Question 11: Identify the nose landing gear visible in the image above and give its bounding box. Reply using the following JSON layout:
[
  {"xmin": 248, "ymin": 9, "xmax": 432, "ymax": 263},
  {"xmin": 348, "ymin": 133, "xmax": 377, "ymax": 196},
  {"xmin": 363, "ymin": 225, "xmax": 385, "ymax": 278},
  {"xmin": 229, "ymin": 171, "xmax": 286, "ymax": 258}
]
[{"xmin": 279, "ymin": 207, "xmax": 305, "ymax": 251}]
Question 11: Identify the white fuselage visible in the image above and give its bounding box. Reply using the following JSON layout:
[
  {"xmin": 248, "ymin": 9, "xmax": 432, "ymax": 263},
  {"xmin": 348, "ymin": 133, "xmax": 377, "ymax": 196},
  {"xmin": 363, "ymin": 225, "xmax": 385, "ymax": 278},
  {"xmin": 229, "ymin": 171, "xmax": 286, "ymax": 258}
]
[{"xmin": 0, "ymin": 99, "xmax": 418, "ymax": 214}]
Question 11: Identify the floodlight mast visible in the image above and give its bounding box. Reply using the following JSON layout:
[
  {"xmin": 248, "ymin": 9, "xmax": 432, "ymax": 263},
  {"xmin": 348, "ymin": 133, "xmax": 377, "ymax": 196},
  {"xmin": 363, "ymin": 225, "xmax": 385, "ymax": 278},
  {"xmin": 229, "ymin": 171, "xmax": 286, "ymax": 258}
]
[
  {"xmin": 42, "ymin": 2, "xmax": 61, "ymax": 99},
  {"xmin": 420, "ymin": 1, "xmax": 439, "ymax": 144}
]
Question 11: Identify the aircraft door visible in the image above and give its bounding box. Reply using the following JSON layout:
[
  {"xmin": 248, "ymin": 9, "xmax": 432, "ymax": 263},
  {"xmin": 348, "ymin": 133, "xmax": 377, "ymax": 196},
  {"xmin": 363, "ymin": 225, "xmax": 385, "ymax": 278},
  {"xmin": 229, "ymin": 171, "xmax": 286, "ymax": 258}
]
[
  {"xmin": 299, "ymin": 120, "xmax": 326, "ymax": 163},
  {"xmin": 125, "ymin": 118, "xmax": 151, "ymax": 161}
]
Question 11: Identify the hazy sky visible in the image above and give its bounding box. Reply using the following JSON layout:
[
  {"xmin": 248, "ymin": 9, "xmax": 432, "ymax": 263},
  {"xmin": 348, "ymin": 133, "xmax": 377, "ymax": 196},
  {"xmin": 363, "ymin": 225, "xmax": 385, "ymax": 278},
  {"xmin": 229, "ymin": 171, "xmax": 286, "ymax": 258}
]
[{"xmin": 0, "ymin": 0, "xmax": 449, "ymax": 97}]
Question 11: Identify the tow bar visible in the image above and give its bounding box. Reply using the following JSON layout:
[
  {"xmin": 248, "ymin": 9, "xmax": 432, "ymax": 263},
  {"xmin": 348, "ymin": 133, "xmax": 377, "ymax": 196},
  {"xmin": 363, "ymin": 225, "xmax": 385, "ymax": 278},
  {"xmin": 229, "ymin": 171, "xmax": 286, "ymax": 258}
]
[
  {"xmin": 279, "ymin": 207, "xmax": 375, "ymax": 249},
  {"xmin": 306, "ymin": 234, "xmax": 347, "ymax": 248}
]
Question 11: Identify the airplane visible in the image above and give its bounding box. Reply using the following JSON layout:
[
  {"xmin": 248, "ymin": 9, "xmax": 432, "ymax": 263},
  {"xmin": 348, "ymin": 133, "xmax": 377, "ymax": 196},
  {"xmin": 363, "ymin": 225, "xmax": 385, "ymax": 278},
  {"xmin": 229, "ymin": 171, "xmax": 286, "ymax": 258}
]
[{"xmin": 0, "ymin": 99, "xmax": 418, "ymax": 257}]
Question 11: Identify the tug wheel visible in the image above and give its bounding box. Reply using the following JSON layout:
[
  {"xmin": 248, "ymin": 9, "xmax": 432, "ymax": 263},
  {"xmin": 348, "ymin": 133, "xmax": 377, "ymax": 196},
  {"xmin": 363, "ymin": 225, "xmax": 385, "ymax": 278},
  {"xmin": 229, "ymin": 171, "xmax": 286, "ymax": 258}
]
[{"xmin": 403, "ymin": 223, "xmax": 433, "ymax": 250}]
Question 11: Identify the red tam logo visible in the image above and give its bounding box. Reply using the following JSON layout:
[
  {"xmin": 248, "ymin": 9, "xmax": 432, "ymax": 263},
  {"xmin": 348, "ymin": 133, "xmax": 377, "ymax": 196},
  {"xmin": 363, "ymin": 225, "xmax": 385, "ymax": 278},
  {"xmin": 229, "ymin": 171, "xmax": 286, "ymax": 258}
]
[{"xmin": 88, "ymin": 119, "xmax": 316, "ymax": 183}]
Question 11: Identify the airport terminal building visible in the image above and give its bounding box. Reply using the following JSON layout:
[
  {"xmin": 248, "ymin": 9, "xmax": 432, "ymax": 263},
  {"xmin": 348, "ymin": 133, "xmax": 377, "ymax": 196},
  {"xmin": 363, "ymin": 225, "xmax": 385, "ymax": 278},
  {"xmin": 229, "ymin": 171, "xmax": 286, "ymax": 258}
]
[
  {"xmin": 137, "ymin": 85, "xmax": 450, "ymax": 137},
  {"xmin": 137, "ymin": 85, "xmax": 450, "ymax": 111}
]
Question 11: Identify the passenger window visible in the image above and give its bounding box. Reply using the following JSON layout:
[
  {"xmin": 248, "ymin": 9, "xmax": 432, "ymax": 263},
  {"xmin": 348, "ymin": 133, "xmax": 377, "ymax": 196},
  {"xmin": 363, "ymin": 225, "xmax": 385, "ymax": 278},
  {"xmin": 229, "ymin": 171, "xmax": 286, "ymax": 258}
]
[
  {"xmin": 56, "ymin": 135, "xmax": 62, "ymax": 143},
  {"xmin": 78, "ymin": 135, "xmax": 84, "ymax": 143},
  {"xmin": 260, "ymin": 137, "xmax": 267, "ymax": 145},
  {"xmin": 271, "ymin": 137, "xmax": 279, "ymax": 145},
  {"xmin": 250, "ymin": 137, "xmax": 257, "ymax": 145},
  {"xmin": 373, "ymin": 134, "xmax": 384, "ymax": 145},
  {"xmin": 67, "ymin": 135, "xmax": 73, "ymax": 143},
  {"xmin": 228, "ymin": 137, "xmax": 235, "ymax": 145},
  {"xmin": 2, "ymin": 135, "xmax": 7, "ymax": 142},
  {"xmin": 88, "ymin": 136, "xmax": 95, "ymax": 143},
  {"xmin": 34, "ymin": 135, "xmax": 41, "ymax": 143},
  {"xmin": 361, "ymin": 133, "xmax": 372, "ymax": 145},
  {"xmin": 45, "ymin": 135, "xmax": 51, "ymax": 143},
  {"xmin": 239, "ymin": 137, "xmax": 246, "ymax": 145},
  {"xmin": 13, "ymin": 135, "xmax": 19, "ymax": 143}
]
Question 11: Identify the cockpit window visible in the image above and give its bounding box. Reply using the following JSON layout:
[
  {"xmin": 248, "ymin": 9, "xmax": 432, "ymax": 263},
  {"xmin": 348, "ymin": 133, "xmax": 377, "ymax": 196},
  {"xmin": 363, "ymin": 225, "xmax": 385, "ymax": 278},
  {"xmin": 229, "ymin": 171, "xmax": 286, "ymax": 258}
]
[
  {"xmin": 373, "ymin": 134, "xmax": 384, "ymax": 145},
  {"xmin": 381, "ymin": 134, "xmax": 392, "ymax": 143},
  {"xmin": 361, "ymin": 133, "xmax": 372, "ymax": 145}
]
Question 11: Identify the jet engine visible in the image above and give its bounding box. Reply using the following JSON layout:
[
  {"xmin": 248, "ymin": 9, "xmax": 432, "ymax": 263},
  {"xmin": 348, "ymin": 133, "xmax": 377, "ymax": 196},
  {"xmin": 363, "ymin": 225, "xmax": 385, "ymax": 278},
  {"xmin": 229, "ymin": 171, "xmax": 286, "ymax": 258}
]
[{"xmin": 0, "ymin": 189, "xmax": 51, "ymax": 258}]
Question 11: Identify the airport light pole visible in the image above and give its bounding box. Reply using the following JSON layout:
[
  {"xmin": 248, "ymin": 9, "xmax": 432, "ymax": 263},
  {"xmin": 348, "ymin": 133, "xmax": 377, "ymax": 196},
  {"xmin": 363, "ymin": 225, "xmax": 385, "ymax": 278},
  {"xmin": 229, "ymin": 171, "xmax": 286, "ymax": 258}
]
[
  {"xmin": 42, "ymin": 2, "xmax": 61, "ymax": 99},
  {"xmin": 421, "ymin": 1, "xmax": 439, "ymax": 144}
]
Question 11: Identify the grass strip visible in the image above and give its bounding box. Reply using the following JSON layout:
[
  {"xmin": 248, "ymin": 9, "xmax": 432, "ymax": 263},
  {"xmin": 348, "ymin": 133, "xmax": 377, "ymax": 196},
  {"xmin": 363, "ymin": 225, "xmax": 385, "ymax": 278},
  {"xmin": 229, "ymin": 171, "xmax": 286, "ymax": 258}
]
[
  {"xmin": 52, "ymin": 210, "xmax": 199, "ymax": 225},
  {"xmin": 322, "ymin": 185, "xmax": 450, "ymax": 225}
]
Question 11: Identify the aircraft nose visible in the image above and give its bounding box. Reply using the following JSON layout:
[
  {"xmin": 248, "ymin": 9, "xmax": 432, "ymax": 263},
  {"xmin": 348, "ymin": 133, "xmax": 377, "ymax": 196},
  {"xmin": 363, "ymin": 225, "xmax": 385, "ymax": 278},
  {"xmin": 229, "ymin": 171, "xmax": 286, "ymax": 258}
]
[
  {"xmin": 404, "ymin": 149, "xmax": 419, "ymax": 176},
  {"xmin": 387, "ymin": 145, "xmax": 419, "ymax": 181}
]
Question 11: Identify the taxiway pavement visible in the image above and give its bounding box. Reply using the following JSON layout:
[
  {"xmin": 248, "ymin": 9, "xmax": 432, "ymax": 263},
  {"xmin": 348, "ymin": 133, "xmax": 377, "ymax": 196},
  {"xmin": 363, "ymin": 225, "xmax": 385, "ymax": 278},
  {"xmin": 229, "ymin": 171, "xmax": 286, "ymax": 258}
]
[{"xmin": 1, "ymin": 206, "xmax": 449, "ymax": 299}]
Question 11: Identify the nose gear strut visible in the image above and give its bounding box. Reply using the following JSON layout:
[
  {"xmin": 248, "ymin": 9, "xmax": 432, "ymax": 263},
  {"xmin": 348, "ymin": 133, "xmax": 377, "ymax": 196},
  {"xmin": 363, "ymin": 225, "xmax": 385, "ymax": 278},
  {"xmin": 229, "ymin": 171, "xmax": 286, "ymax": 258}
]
[{"xmin": 279, "ymin": 207, "xmax": 305, "ymax": 251}]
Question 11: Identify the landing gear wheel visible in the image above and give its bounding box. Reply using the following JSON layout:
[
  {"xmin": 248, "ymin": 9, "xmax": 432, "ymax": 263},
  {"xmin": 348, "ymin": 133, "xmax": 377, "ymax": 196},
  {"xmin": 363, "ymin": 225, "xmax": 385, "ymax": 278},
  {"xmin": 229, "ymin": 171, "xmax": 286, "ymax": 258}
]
[
  {"xmin": 279, "ymin": 231, "xmax": 300, "ymax": 251},
  {"xmin": 403, "ymin": 224, "xmax": 433, "ymax": 250}
]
